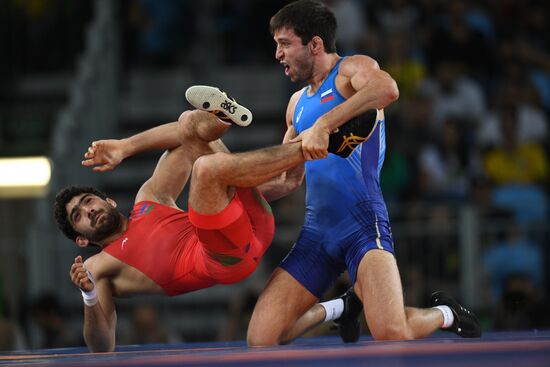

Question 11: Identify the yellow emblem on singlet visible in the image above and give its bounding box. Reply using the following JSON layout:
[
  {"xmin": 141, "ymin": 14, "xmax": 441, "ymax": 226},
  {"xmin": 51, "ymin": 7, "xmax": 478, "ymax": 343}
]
[{"xmin": 335, "ymin": 133, "xmax": 369, "ymax": 154}]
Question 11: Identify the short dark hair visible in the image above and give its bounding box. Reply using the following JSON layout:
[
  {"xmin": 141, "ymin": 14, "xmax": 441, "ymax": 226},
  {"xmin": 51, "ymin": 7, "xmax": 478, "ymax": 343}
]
[
  {"xmin": 53, "ymin": 185, "xmax": 108, "ymax": 241},
  {"xmin": 270, "ymin": 0, "xmax": 337, "ymax": 53}
]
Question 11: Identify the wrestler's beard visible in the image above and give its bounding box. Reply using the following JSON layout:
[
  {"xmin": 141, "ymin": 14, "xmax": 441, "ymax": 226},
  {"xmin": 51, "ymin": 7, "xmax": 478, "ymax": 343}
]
[
  {"xmin": 289, "ymin": 63, "xmax": 311, "ymax": 83},
  {"xmin": 88, "ymin": 208, "xmax": 122, "ymax": 243},
  {"xmin": 289, "ymin": 48, "xmax": 314, "ymax": 83}
]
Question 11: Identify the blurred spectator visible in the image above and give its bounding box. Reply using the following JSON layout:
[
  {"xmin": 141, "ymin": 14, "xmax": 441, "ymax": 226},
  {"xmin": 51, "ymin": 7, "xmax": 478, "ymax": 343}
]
[
  {"xmin": 492, "ymin": 274, "xmax": 550, "ymax": 331},
  {"xmin": 482, "ymin": 106, "xmax": 549, "ymax": 186},
  {"xmin": 31, "ymin": 293, "xmax": 82, "ymax": 349},
  {"xmin": 425, "ymin": 1, "xmax": 493, "ymax": 77},
  {"xmin": 376, "ymin": 0, "xmax": 418, "ymax": 36},
  {"xmin": 483, "ymin": 223, "xmax": 543, "ymax": 305},
  {"xmin": 463, "ymin": 1, "xmax": 495, "ymax": 44},
  {"xmin": 126, "ymin": 0, "xmax": 193, "ymax": 68},
  {"xmin": 120, "ymin": 303, "xmax": 180, "ymax": 345},
  {"xmin": 481, "ymin": 102, "xmax": 549, "ymax": 231},
  {"xmin": 496, "ymin": 1, "xmax": 550, "ymax": 112},
  {"xmin": 325, "ymin": 0, "xmax": 369, "ymax": 56},
  {"xmin": 392, "ymin": 84, "xmax": 436, "ymax": 201},
  {"xmin": 399, "ymin": 83, "xmax": 435, "ymax": 145},
  {"xmin": 381, "ymin": 120, "xmax": 412, "ymax": 202},
  {"xmin": 417, "ymin": 117, "xmax": 473, "ymax": 201},
  {"xmin": 381, "ymin": 34, "xmax": 426, "ymax": 99},
  {"xmin": 422, "ymin": 60, "xmax": 486, "ymax": 130},
  {"xmin": 477, "ymin": 72, "xmax": 548, "ymax": 148}
]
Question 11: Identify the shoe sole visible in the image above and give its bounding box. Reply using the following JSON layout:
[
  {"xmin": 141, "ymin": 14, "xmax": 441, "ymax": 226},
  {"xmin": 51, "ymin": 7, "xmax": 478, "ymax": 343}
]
[{"xmin": 185, "ymin": 85, "xmax": 253, "ymax": 127}]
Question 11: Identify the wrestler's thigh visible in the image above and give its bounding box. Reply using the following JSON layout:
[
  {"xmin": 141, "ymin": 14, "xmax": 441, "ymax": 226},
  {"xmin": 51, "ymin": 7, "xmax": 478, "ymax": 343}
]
[
  {"xmin": 247, "ymin": 267, "xmax": 318, "ymax": 345},
  {"xmin": 354, "ymin": 249, "xmax": 408, "ymax": 338}
]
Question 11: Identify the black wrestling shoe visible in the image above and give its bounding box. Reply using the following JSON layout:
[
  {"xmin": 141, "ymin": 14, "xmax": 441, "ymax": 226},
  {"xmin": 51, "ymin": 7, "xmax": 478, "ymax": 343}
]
[
  {"xmin": 431, "ymin": 291, "xmax": 481, "ymax": 338},
  {"xmin": 327, "ymin": 109, "xmax": 378, "ymax": 158},
  {"xmin": 334, "ymin": 288, "xmax": 363, "ymax": 343},
  {"xmin": 185, "ymin": 85, "xmax": 253, "ymax": 126}
]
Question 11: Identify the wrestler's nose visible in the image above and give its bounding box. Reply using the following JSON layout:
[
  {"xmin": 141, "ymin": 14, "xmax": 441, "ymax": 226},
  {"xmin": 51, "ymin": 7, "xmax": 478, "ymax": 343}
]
[
  {"xmin": 275, "ymin": 46, "xmax": 283, "ymax": 60},
  {"xmin": 86, "ymin": 207, "xmax": 96, "ymax": 219}
]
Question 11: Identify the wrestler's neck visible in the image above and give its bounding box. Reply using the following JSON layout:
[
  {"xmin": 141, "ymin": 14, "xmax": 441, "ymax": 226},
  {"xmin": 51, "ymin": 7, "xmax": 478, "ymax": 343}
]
[
  {"xmin": 96, "ymin": 215, "xmax": 129, "ymax": 249},
  {"xmin": 308, "ymin": 53, "xmax": 340, "ymax": 94}
]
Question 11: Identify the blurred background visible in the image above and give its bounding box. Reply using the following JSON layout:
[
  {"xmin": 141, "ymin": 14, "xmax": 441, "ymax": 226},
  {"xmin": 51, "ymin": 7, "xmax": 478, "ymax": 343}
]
[{"xmin": 0, "ymin": 0, "xmax": 549, "ymax": 351}]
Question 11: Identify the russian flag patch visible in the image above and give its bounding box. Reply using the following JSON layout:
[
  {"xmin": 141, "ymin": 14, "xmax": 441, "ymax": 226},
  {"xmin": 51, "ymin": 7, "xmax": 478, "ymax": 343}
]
[{"xmin": 320, "ymin": 88, "xmax": 334, "ymax": 103}]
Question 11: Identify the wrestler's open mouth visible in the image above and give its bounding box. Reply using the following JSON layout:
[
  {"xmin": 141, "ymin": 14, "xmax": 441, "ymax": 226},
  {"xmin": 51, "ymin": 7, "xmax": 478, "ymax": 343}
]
[{"xmin": 282, "ymin": 63, "xmax": 290, "ymax": 75}]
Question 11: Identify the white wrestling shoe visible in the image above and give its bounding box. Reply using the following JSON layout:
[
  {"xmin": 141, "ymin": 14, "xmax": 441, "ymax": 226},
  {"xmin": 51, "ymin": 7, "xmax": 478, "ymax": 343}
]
[{"xmin": 185, "ymin": 85, "xmax": 253, "ymax": 126}]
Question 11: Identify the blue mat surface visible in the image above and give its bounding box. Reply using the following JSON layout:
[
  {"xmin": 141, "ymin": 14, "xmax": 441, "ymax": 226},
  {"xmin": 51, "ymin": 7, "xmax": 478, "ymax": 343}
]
[{"xmin": 1, "ymin": 331, "xmax": 549, "ymax": 366}]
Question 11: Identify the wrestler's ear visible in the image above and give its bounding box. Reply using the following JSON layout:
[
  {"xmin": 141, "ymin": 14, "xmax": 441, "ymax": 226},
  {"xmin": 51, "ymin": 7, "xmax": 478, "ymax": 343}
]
[
  {"xmin": 309, "ymin": 36, "xmax": 324, "ymax": 54},
  {"xmin": 75, "ymin": 236, "xmax": 90, "ymax": 248},
  {"xmin": 106, "ymin": 197, "xmax": 117, "ymax": 208}
]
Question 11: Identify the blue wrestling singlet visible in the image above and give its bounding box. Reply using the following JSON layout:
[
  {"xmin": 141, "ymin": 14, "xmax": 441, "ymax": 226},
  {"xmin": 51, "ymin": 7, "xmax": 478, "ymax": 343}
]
[{"xmin": 280, "ymin": 57, "xmax": 395, "ymax": 298}]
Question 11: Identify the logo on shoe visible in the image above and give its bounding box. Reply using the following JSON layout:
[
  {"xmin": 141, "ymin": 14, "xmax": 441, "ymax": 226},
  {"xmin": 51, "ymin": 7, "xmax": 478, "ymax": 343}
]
[{"xmin": 220, "ymin": 100, "xmax": 237, "ymax": 114}]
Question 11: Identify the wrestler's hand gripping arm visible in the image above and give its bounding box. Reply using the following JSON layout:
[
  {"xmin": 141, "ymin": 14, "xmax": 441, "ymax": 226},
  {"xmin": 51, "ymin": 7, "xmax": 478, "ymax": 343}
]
[{"xmin": 292, "ymin": 55, "xmax": 399, "ymax": 160}]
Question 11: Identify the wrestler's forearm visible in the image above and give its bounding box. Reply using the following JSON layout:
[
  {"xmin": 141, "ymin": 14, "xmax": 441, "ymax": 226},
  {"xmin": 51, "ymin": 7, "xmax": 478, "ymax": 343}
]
[
  {"xmin": 82, "ymin": 304, "xmax": 116, "ymax": 352},
  {"xmin": 121, "ymin": 122, "xmax": 181, "ymax": 159},
  {"xmin": 259, "ymin": 125, "xmax": 305, "ymax": 201},
  {"xmin": 258, "ymin": 163, "xmax": 304, "ymax": 202}
]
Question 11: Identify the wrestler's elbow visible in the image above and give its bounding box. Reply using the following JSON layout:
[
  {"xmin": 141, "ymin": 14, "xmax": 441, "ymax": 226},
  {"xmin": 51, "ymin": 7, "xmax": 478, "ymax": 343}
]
[
  {"xmin": 383, "ymin": 78, "xmax": 400, "ymax": 106},
  {"xmin": 83, "ymin": 326, "xmax": 115, "ymax": 352},
  {"xmin": 86, "ymin": 337, "xmax": 115, "ymax": 353},
  {"xmin": 84, "ymin": 338, "xmax": 115, "ymax": 353},
  {"xmin": 290, "ymin": 176, "xmax": 304, "ymax": 191}
]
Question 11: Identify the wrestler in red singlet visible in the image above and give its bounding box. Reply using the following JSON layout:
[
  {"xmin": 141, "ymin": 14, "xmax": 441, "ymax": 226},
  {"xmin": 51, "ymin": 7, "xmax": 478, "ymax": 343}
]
[{"xmin": 103, "ymin": 188, "xmax": 274, "ymax": 295}]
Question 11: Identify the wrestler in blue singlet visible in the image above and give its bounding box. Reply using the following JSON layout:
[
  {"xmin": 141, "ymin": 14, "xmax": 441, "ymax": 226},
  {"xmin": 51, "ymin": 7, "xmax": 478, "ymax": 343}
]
[{"xmin": 280, "ymin": 57, "xmax": 395, "ymax": 297}]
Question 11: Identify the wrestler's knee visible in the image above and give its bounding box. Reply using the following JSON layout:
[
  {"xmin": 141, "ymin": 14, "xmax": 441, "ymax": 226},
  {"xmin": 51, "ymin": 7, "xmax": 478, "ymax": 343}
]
[
  {"xmin": 369, "ymin": 321, "xmax": 414, "ymax": 341},
  {"xmin": 192, "ymin": 152, "xmax": 230, "ymax": 181},
  {"xmin": 246, "ymin": 323, "xmax": 282, "ymax": 347},
  {"xmin": 177, "ymin": 110, "xmax": 209, "ymax": 136},
  {"xmin": 178, "ymin": 110, "xmax": 193, "ymax": 124},
  {"xmin": 192, "ymin": 154, "xmax": 217, "ymax": 181},
  {"xmin": 177, "ymin": 110, "xmax": 196, "ymax": 139},
  {"xmin": 247, "ymin": 304, "xmax": 287, "ymax": 347},
  {"xmin": 178, "ymin": 109, "xmax": 211, "ymax": 124}
]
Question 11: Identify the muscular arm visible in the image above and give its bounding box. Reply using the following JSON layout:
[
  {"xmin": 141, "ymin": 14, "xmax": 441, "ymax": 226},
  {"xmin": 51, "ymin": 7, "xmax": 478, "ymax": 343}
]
[
  {"xmin": 318, "ymin": 55, "xmax": 399, "ymax": 132},
  {"xmin": 83, "ymin": 111, "xmax": 225, "ymax": 207},
  {"xmin": 82, "ymin": 121, "xmax": 182, "ymax": 172},
  {"xmin": 258, "ymin": 125, "xmax": 305, "ymax": 201},
  {"xmin": 71, "ymin": 257, "xmax": 117, "ymax": 352},
  {"xmin": 82, "ymin": 279, "xmax": 117, "ymax": 352},
  {"xmin": 258, "ymin": 91, "xmax": 305, "ymax": 201},
  {"xmin": 294, "ymin": 55, "xmax": 399, "ymax": 160}
]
